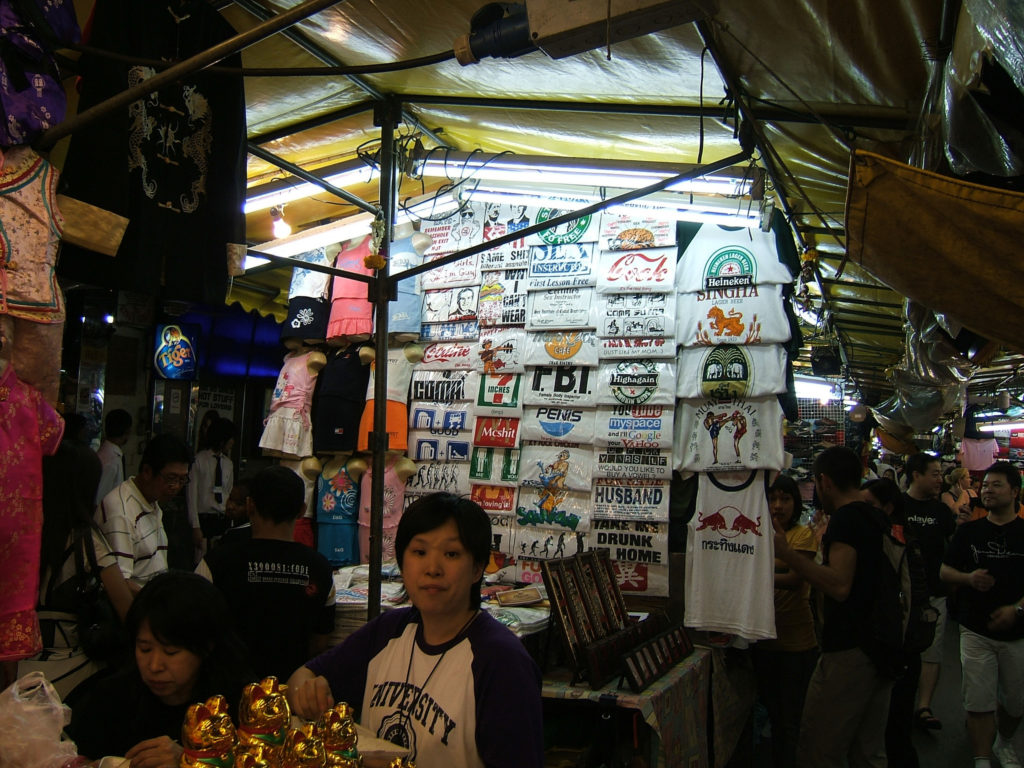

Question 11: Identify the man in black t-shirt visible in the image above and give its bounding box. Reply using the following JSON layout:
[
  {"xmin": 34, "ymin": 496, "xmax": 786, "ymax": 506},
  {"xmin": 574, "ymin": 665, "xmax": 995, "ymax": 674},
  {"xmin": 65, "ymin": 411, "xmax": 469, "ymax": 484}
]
[
  {"xmin": 774, "ymin": 446, "xmax": 892, "ymax": 767},
  {"xmin": 941, "ymin": 462, "xmax": 1024, "ymax": 768},
  {"xmin": 196, "ymin": 466, "xmax": 336, "ymax": 681},
  {"xmin": 902, "ymin": 452, "xmax": 955, "ymax": 730}
]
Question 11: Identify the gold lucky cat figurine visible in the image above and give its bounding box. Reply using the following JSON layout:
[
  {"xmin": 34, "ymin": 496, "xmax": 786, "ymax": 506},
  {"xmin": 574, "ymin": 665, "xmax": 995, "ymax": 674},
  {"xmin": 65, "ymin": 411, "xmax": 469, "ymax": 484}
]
[
  {"xmin": 236, "ymin": 677, "xmax": 291, "ymax": 767},
  {"xmin": 234, "ymin": 753, "xmax": 271, "ymax": 768},
  {"xmin": 281, "ymin": 723, "xmax": 327, "ymax": 768},
  {"xmin": 180, "ymin": 695, "xmax": 237, "ymax": 768},
  {"xmin": 315, "ymin": 703, "xmax": 361, "ymax": 767},
  {"xmin": 385, "ymin": 760, "xmax": 415, "ymax": 768}
]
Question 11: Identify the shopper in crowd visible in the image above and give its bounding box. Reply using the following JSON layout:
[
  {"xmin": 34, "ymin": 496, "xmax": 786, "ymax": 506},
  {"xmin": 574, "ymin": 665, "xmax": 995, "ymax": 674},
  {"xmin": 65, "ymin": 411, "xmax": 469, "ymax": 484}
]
[
  {"xmin": 287, "ymin": 492, "xmax": 544, "ymax": 767},
  {"xmin": 95, "ymin": 408, "xmax": 133, "ymax": 505},
  {"xmin": 187, "ymin": 417, "xmax": 236, "ymax": 553},
  {"xmin": 863, "ymin": 477, "xmax": 921, "ymax": 768},
  {"xmin": 65, "ymin": 572, "xmax": 251, "ymax": 767},
  {"xmin": 940, "ymin": 461, "xmax": 1024, "ymax": 768},
  {"xmin": 753, "ymin": 474, "xmax": 819, "ymax": 768},
  {"xmin": 942, "ymin": 467, "xmax": 975, "ymax": 523},
  {"xmin": 902, "ymin": 452, "xmax": 955, "ymax": 731},
  {"xmin": 774, "ymin": 446, "xmax": 893, "ymax": 768},
  {"xmin": 217, "ymin": 474, "xmax": 253, "ymax": 547},
  {"xmin": 95, "ymin": 433, "xmax": 191, "ymax": 589},
  {"xmin": 196, "ymin": 465, "xmax": 335, "ymax": 681},
  {"xmin": 18, "ymin": 442, "xmax": 134, "ymax": 699}
]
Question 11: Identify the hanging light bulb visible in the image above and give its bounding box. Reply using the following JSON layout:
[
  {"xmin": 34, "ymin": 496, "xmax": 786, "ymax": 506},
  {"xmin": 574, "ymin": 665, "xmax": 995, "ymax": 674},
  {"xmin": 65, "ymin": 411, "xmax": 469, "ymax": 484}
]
[{"xmin": 270, "ymin": 205, "xmax": 292, "ymax": 239}]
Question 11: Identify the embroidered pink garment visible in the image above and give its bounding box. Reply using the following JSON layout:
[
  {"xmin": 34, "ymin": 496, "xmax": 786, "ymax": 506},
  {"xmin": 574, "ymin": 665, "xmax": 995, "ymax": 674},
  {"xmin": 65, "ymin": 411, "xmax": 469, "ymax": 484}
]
[{"xmin": 0, "ymin": 364, "xmax": 63, "ymax": 660}]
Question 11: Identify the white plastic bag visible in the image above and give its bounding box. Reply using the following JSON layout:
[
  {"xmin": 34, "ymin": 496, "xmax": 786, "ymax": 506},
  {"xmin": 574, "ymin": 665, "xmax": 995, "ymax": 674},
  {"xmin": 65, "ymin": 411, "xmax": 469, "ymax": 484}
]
[{"xmin": 0, "ymin": 671, "xmax": 80, "ymax": 768}]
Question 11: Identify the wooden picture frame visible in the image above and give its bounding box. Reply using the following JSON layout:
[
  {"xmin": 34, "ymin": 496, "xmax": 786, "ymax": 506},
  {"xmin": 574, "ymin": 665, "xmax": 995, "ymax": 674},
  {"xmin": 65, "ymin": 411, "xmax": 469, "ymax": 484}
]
[
  {"xmin": 556, "ymin": 559, "xmax": 596, "ymax": 647},
  {"xmin": 571, "ymin": 557, "xmax": 611, "ymax": 639},
  {"xmin": 540, "ymin": 559, "xmax": 581, "ymax": 669},
  {"xmin": 589, "ymin": 549, "xmax": 629, "ymax": 630}
]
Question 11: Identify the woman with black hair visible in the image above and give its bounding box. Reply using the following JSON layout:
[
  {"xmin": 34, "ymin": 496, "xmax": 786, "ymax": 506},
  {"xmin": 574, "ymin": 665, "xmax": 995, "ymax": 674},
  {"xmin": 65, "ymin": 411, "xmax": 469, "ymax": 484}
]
[
  {"xmin": 287, "ymin": 492, "xmax": 544, "ymax": 768},
  {"xmin": 754, "ymin": 474, "xmax": 819, "ymax": 768},
  {"xmin": 65, "ymin": 571, "xmax": 252, "ymax": 766},
  {"xmin": 17, "ymin": 441, "xmax": 133, "ymax": 698}
]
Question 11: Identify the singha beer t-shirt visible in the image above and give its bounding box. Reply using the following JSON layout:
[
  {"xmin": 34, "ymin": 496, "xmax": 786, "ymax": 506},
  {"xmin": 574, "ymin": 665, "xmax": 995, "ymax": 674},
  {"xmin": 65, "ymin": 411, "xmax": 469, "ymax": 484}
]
[
  {"xmin": 676, "ymin": 283, "xmax": 791, "ymax": 347},
  {"xmin": 306, "ymin": 608, "xmax": 544, "ymax": 768},
  {"xmin": 685, "ymin": 471, "xmax": 776, "ymax": 639}
]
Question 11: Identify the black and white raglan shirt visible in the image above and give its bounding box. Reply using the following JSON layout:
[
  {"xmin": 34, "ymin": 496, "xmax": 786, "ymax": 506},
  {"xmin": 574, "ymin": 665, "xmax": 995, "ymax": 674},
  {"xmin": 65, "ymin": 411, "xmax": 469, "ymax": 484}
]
[{"xmin": 306, "ymin": 607, "xmax": 544, "ymax": 768}]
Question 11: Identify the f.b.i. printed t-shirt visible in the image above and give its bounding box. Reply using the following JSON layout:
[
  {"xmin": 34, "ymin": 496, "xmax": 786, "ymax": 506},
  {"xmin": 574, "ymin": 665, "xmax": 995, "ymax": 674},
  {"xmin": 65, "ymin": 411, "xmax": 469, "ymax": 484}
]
[{"xmin": 306, "ymin": 607, "xmax": 544, "ymax": 768}]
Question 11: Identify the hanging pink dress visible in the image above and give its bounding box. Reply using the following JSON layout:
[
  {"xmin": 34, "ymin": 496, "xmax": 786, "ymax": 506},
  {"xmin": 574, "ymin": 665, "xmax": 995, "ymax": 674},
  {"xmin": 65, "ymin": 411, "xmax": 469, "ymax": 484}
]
[
  {"xmin": 326, "ymin": 236, "xmax": 374, "ymax": 342},
  {"xmin": 259, "ymin": 351, "xmax": 320, "ymax": 458},
  {"xmin": 358, "ymin": 454, "xmax": 407, "ymax": 563},
  {"xmin": 0, "ymin": 365, "xmax": 63, "ymax": 661}
]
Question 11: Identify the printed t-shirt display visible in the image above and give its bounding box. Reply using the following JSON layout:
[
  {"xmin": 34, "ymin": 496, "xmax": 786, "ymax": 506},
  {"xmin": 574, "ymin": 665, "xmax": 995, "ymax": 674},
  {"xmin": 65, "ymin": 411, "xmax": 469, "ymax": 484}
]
[
  {"xmin": 305, "ymin": 607, "xmax": 544, "ymax": 768},
  {"xmin": 676, "ymin": 344, "xmax": 787, "ymax": 400},
  {"xmin": 675, "ymin": 396, "xmax": 785, "ymax": 472},
  {"xmin": 685, "ymin": 470, "xmax": 776, "ymax": 640},
  {"xmin": 675, "ymin": 223, "xmax": 795, "ymax": 293},
  {"xmin": 942, "ymin": 517, "xmax": 1024, "ymax": 641}
]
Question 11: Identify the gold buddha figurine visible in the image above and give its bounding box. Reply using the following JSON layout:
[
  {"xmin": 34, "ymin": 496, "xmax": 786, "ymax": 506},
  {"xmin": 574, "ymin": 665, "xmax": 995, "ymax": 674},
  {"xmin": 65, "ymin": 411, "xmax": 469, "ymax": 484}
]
[{"xmin": 180, "ymin": 695, "xmax": 237, "ymax": 768}]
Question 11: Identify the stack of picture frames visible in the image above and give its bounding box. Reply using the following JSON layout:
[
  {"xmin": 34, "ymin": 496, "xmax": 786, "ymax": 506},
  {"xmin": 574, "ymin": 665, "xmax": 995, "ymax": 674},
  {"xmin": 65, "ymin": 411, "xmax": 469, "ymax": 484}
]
[{"xmin": 541, "ymin": 549, "xmax": 693, "ymax": 691}]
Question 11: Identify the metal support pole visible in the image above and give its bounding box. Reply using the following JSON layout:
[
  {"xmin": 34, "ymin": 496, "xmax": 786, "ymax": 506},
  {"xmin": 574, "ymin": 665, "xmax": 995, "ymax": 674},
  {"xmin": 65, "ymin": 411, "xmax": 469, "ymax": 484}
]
[
  {"xmin": 247, "ymin": 143, "xmax": 381, "ymax": 216},
  {"xmin": 366, "ymin": 97, "xmax": 402, "ymax": 620},
  {"xmin": 35, "ymin": 0, "xmax": 343, "ymax": 149}
]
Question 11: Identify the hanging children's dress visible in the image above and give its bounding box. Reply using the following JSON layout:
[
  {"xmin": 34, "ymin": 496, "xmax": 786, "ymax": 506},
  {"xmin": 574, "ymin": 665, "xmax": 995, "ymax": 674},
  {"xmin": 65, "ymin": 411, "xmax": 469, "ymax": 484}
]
[
  {"xmin": 326, "ymin": 236, "xmax": 374, "ymax": 342},
  {"xmin": 358, "ymin": 454, "xmax": 408, "ymax": 563},
  {"xmin": 259, "ymin": 350, "xmax": 322, "ymax": 458},
  {"xmin": 316, "ymin": 464, "xmax": 360, "ymax": 567}
]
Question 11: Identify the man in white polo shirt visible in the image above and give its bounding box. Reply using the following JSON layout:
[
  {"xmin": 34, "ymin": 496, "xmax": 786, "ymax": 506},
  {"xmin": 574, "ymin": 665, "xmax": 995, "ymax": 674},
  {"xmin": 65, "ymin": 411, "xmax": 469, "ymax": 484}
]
[{"xmin": 96, "ymin": 433, "xmax": 191, "ymax": 590}]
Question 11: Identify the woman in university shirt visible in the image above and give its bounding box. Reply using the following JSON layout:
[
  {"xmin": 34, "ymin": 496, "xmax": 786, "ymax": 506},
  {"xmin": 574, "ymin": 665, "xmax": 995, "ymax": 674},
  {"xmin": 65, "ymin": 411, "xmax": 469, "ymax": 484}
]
[{"xmin": 287, "ymin": 493, "xmax": 544, "ymax": 768}]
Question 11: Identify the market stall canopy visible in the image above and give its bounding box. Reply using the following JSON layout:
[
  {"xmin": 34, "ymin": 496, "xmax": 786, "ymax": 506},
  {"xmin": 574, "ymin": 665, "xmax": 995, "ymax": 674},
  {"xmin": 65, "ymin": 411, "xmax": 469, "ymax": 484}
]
[{"xmin": 62, "ymin": 0, "xmax": 1024, "ymax": 405}]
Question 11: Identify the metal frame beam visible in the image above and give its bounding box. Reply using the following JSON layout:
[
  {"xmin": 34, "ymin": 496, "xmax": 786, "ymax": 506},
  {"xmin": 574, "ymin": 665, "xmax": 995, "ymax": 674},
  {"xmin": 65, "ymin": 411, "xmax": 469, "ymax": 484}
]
[
  {"xmin": 229, "ymin": 0, "xmax": 448, "ymax": 149},
  {"xmin": 401, "ymin": 94, "xmax": 912, "ymax": 131},
  {"xmin": 247, "ymin": 142, "xmax": 380, "ymax": 215}
]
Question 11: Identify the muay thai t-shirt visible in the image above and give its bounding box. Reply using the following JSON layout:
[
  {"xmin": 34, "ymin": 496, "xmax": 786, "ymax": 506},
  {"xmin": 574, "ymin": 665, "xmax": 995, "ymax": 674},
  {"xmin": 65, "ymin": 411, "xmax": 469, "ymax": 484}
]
[
  {"xmin": 674, "ymin": 396, "xmax": 785, "ymax": 472},
  {"xmin": 685, "ymin": 470, "xmax": 776, "ymax": 639},
  {"xmin": 307, "ymin": 608, "xmax": 544, "ymax": 768}
]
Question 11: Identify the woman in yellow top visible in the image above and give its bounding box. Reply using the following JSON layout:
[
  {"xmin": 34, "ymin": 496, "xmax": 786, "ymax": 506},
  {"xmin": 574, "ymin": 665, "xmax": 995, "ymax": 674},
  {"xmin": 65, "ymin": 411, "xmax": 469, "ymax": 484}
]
[{"xmin": 753, "ymin": 475, "xmax": 818, "ymax": 768}]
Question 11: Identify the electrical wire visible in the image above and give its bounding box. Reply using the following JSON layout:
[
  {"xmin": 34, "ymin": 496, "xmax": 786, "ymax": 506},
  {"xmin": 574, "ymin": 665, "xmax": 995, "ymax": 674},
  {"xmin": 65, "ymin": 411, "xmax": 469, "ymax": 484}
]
[{"xmin": 59, "ymin": 43, "xmax": 455, "ymax": 76}]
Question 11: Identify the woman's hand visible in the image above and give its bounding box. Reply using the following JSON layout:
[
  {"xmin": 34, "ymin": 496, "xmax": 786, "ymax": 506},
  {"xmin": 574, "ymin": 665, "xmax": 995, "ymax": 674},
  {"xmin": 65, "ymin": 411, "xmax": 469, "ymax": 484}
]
[
  {"xmin": 125, "ymin": 736, "xmax": 183, "ymax": 768},
  {"xmin": 286, "ymin": 671, "xmax": 334, "ymax": 720}
]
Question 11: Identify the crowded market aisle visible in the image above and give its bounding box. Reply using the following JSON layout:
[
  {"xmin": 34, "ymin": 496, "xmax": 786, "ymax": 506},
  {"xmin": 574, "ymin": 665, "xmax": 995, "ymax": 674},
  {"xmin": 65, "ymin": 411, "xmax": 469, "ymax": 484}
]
[{"xmin": 913, "ymin": 619, "xmax": 972, "ymax": 768}]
